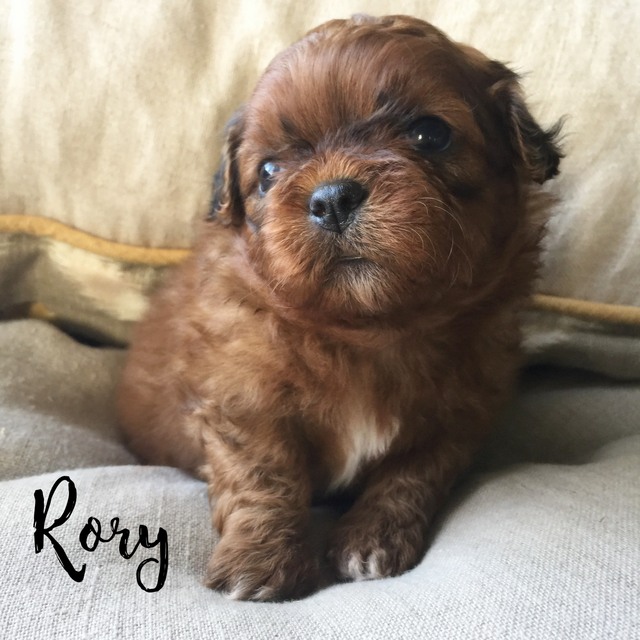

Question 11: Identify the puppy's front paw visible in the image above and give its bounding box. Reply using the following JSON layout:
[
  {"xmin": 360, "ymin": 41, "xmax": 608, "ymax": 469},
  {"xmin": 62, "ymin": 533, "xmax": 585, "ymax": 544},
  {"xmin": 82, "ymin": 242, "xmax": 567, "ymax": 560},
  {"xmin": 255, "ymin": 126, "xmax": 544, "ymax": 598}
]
[
  {"xmin": 206, "ymin": 535, "xmax": 319, "ymax": 602},
  {"xmin": 329, "ymin": 510, "xmax": 426, "ymax": 582}
]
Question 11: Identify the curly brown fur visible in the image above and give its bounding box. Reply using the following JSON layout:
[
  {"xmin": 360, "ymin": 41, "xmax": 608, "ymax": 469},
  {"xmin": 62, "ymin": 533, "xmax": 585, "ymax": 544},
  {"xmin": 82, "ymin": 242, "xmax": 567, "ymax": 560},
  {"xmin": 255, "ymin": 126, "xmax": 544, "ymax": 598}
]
[{"xmin": 117, "ymin": 14, "xmax": 562, "ymax": 601}]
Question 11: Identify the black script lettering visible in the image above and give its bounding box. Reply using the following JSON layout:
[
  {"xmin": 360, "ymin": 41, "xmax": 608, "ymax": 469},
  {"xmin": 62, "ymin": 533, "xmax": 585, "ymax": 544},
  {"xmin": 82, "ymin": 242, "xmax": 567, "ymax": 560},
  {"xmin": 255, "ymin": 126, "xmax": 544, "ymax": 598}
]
[
  {"xmin": 33, "ymin": 475, "xmax": 169, "ymax": 592},
  {"xmin": 78, "ymin": 517, "xmax": 169, "ymax": 592},
  {"xmin": 134, "ymin": 526, "xmax": 169, "ymax": 593},
  {"xmin": 33, "ymin": 475, "xmax": 86, "ymax": 582},
  {"xmin": 78, "ymin": 517, "xmax": 103, "ymax": 551}
]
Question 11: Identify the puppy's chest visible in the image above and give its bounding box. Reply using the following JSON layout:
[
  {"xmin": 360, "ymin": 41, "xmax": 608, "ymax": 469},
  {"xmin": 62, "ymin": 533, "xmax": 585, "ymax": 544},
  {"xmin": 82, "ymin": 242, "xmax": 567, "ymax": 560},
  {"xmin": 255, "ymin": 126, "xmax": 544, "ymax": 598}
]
[
  {"xmin": 310, "ymin": 395, "xmax": 401, "ymax": 491},
  {"xmin": 294, "ymin": 351, "xmax": 418, "ymax": 492}
]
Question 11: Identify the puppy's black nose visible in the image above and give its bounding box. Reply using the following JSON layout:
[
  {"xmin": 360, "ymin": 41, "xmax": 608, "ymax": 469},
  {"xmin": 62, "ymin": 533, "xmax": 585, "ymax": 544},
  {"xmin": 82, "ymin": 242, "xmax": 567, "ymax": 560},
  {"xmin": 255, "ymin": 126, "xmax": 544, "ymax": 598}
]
[{"xmin": 308, "ymin": 180, "xmax": 367, "ymax": 233}]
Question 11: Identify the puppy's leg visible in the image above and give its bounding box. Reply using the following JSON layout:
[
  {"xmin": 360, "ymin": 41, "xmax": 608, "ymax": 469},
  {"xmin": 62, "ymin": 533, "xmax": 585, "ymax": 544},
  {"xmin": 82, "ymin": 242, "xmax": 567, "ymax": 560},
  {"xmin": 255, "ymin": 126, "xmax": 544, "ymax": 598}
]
[
  {"xmin": 329, "ymin": 436, "xmax": 478, "ymax": 581},
  {"xmin": 202, "ymin": 417, "xmax": 318, "ymax": 601}
]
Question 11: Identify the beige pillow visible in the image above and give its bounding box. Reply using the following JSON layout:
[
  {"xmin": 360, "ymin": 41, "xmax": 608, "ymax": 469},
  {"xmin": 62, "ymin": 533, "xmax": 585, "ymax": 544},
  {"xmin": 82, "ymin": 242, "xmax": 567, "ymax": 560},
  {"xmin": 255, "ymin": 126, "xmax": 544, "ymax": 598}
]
[{"xmin": 1, "ymin": 0, "xmax": 638, "ymax": 371}]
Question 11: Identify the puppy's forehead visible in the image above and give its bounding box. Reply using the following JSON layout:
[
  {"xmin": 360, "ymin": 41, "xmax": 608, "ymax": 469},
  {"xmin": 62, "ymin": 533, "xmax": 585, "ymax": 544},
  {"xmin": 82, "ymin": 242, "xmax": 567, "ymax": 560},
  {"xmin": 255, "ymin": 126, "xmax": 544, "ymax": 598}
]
[{"xmin": 245, "ymin": 18, "xmax": 490, "ymax": 148}]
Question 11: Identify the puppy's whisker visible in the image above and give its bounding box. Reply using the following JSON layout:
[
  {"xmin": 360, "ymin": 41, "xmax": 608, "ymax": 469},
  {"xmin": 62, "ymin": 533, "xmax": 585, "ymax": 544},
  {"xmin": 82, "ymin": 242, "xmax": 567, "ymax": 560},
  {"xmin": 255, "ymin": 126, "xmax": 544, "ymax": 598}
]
[
  {"xmin": 417, "ymin": 195, "xmax": 474, "ymax": 277},
  {"xmin": 420, "ymin": 196, "xmax": 466, "ymax": 238}
]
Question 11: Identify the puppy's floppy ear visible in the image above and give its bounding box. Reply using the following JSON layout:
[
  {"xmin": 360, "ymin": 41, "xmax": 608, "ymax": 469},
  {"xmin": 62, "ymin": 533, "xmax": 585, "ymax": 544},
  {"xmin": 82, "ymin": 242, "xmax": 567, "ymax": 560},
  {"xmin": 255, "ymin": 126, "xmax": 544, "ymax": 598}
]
[
  {"xmin": 489, "ymin": 64, "xmax": 564, "ymax": 184},
  {"xmin": 208, "ymin": 109, "xmax": 246, "ymax": 226}
]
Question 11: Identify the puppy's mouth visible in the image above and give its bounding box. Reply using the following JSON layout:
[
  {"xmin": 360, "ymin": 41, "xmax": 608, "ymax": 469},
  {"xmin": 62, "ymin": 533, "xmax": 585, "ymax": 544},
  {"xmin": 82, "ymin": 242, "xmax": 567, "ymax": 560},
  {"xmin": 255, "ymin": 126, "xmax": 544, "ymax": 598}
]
[
  {"xmin": 329, "ymin": 254, "xmax": 377, "ymax": 280},
  {"xmin": 332, "ymin": 254, "xmax": 374, "ymax": 272},
  {"xmin": 335, "ymin": 255, "xmax": 366, "ymax": 265}
]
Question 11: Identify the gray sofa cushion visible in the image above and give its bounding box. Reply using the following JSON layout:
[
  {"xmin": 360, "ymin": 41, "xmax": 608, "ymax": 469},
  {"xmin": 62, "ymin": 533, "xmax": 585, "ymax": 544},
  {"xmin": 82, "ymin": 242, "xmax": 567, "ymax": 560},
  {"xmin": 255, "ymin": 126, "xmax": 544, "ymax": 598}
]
[{"xmin": 1, "ymin": 320, "xmax": 638, "ymax": 639}]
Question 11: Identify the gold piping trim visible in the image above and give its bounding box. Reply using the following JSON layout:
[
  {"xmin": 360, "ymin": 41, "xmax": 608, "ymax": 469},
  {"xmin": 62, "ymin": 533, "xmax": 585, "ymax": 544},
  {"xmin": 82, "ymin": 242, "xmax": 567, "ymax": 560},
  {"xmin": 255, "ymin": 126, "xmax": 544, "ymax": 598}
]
[
  {"xmin": 0, "ymin": 214, "xmax": 189, "ymax": 266},
  {"xmin": 532, "ymin": 294, "xmax": 640, "ymax": 326},
  {"xmin": 2, "ymin": 214, "xmax": 639, "ymax": 326}
]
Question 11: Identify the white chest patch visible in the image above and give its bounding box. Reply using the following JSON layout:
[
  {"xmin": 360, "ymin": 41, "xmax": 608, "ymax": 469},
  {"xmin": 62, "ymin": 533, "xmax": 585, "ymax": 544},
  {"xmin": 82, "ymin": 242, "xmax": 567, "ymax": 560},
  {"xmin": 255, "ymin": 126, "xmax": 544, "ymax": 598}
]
[{"xmin": 329, "ymin": 407, "xmax": 400, "ymax": 490}]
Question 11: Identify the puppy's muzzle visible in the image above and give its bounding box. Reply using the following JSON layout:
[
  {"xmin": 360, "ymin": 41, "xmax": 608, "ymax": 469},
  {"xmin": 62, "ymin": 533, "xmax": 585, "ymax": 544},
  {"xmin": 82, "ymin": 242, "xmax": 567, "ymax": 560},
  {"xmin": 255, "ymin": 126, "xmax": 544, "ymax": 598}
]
[{"xmin": 309, "ymin": 180, "xmax": 368, "ymax": 233}]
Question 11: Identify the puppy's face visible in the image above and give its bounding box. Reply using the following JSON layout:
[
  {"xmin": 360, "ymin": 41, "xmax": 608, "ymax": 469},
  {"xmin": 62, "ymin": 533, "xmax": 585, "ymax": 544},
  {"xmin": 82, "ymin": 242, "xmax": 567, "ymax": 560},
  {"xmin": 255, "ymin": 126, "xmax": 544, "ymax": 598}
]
[{"xmin": 213, "ymin": 15, "xmax": 561, "ymax": 321}]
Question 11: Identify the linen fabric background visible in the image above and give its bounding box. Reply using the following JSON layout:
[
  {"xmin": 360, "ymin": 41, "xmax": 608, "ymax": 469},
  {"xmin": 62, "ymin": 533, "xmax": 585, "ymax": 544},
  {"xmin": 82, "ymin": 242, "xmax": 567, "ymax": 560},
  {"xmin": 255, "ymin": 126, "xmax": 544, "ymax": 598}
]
[
  {"xmin": 0, "ymin": 1, "xmax": 639, "ymax": 638},
  {"xmin": 0, "ymin": 0, "xmax": 639, "ymax": 355},
  {"xmin": 1, "ymin": 320, "xmax": 638, "ymax": 640}
]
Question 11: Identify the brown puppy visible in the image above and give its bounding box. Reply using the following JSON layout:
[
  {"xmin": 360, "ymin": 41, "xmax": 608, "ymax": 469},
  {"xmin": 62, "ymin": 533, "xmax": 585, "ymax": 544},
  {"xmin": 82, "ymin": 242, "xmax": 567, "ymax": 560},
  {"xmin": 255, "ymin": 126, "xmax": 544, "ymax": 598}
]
[{"xmin": 117, "ymin": 14, "xmax": 562, "ymax": 601}]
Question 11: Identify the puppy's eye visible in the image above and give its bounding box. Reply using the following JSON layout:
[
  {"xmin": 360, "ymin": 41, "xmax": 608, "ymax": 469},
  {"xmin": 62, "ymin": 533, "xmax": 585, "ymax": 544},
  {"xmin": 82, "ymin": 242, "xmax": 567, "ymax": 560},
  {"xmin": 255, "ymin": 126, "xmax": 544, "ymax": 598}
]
[
  {"xmin": 258, "ymin": 161, "xmax": 281, "ymax": 195},
  {"xmin": 409, "ymin": 116, "xmax": 452, "ymax": 153}
]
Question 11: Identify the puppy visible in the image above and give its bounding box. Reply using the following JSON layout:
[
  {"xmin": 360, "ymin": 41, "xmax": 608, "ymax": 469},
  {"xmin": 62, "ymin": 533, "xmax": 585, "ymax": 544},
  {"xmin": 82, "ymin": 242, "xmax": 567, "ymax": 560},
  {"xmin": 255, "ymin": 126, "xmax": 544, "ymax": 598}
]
[{"xmin": 117, "ymin": 14, "xmax": 562, "ymax": 601}]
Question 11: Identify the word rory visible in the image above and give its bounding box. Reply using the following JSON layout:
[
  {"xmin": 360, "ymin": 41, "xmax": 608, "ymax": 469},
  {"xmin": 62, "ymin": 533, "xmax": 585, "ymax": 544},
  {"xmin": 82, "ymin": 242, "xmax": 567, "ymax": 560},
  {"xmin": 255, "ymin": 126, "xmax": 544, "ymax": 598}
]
[{"xmin": 33, "ymin": 475, "xmax": 168, "ymax": 592}]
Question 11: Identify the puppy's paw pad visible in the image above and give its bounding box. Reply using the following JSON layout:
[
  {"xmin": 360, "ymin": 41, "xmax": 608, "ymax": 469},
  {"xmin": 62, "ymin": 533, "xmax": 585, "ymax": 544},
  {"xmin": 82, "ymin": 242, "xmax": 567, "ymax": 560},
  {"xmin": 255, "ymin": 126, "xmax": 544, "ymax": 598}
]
[
  {"xmin": 206, "ymin": 538, "xmax": 319, "ymax": 602},
  {"xmin": 223, "ymin": 579, "xmax": 277, "ymax": 602},
  {"xmin": 329, "ymin": 514, "xmax": 426, "ymax": 582},
  {"xmin": 341, "ymin": 549, "xmax": 389, "ymax": 581}
]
